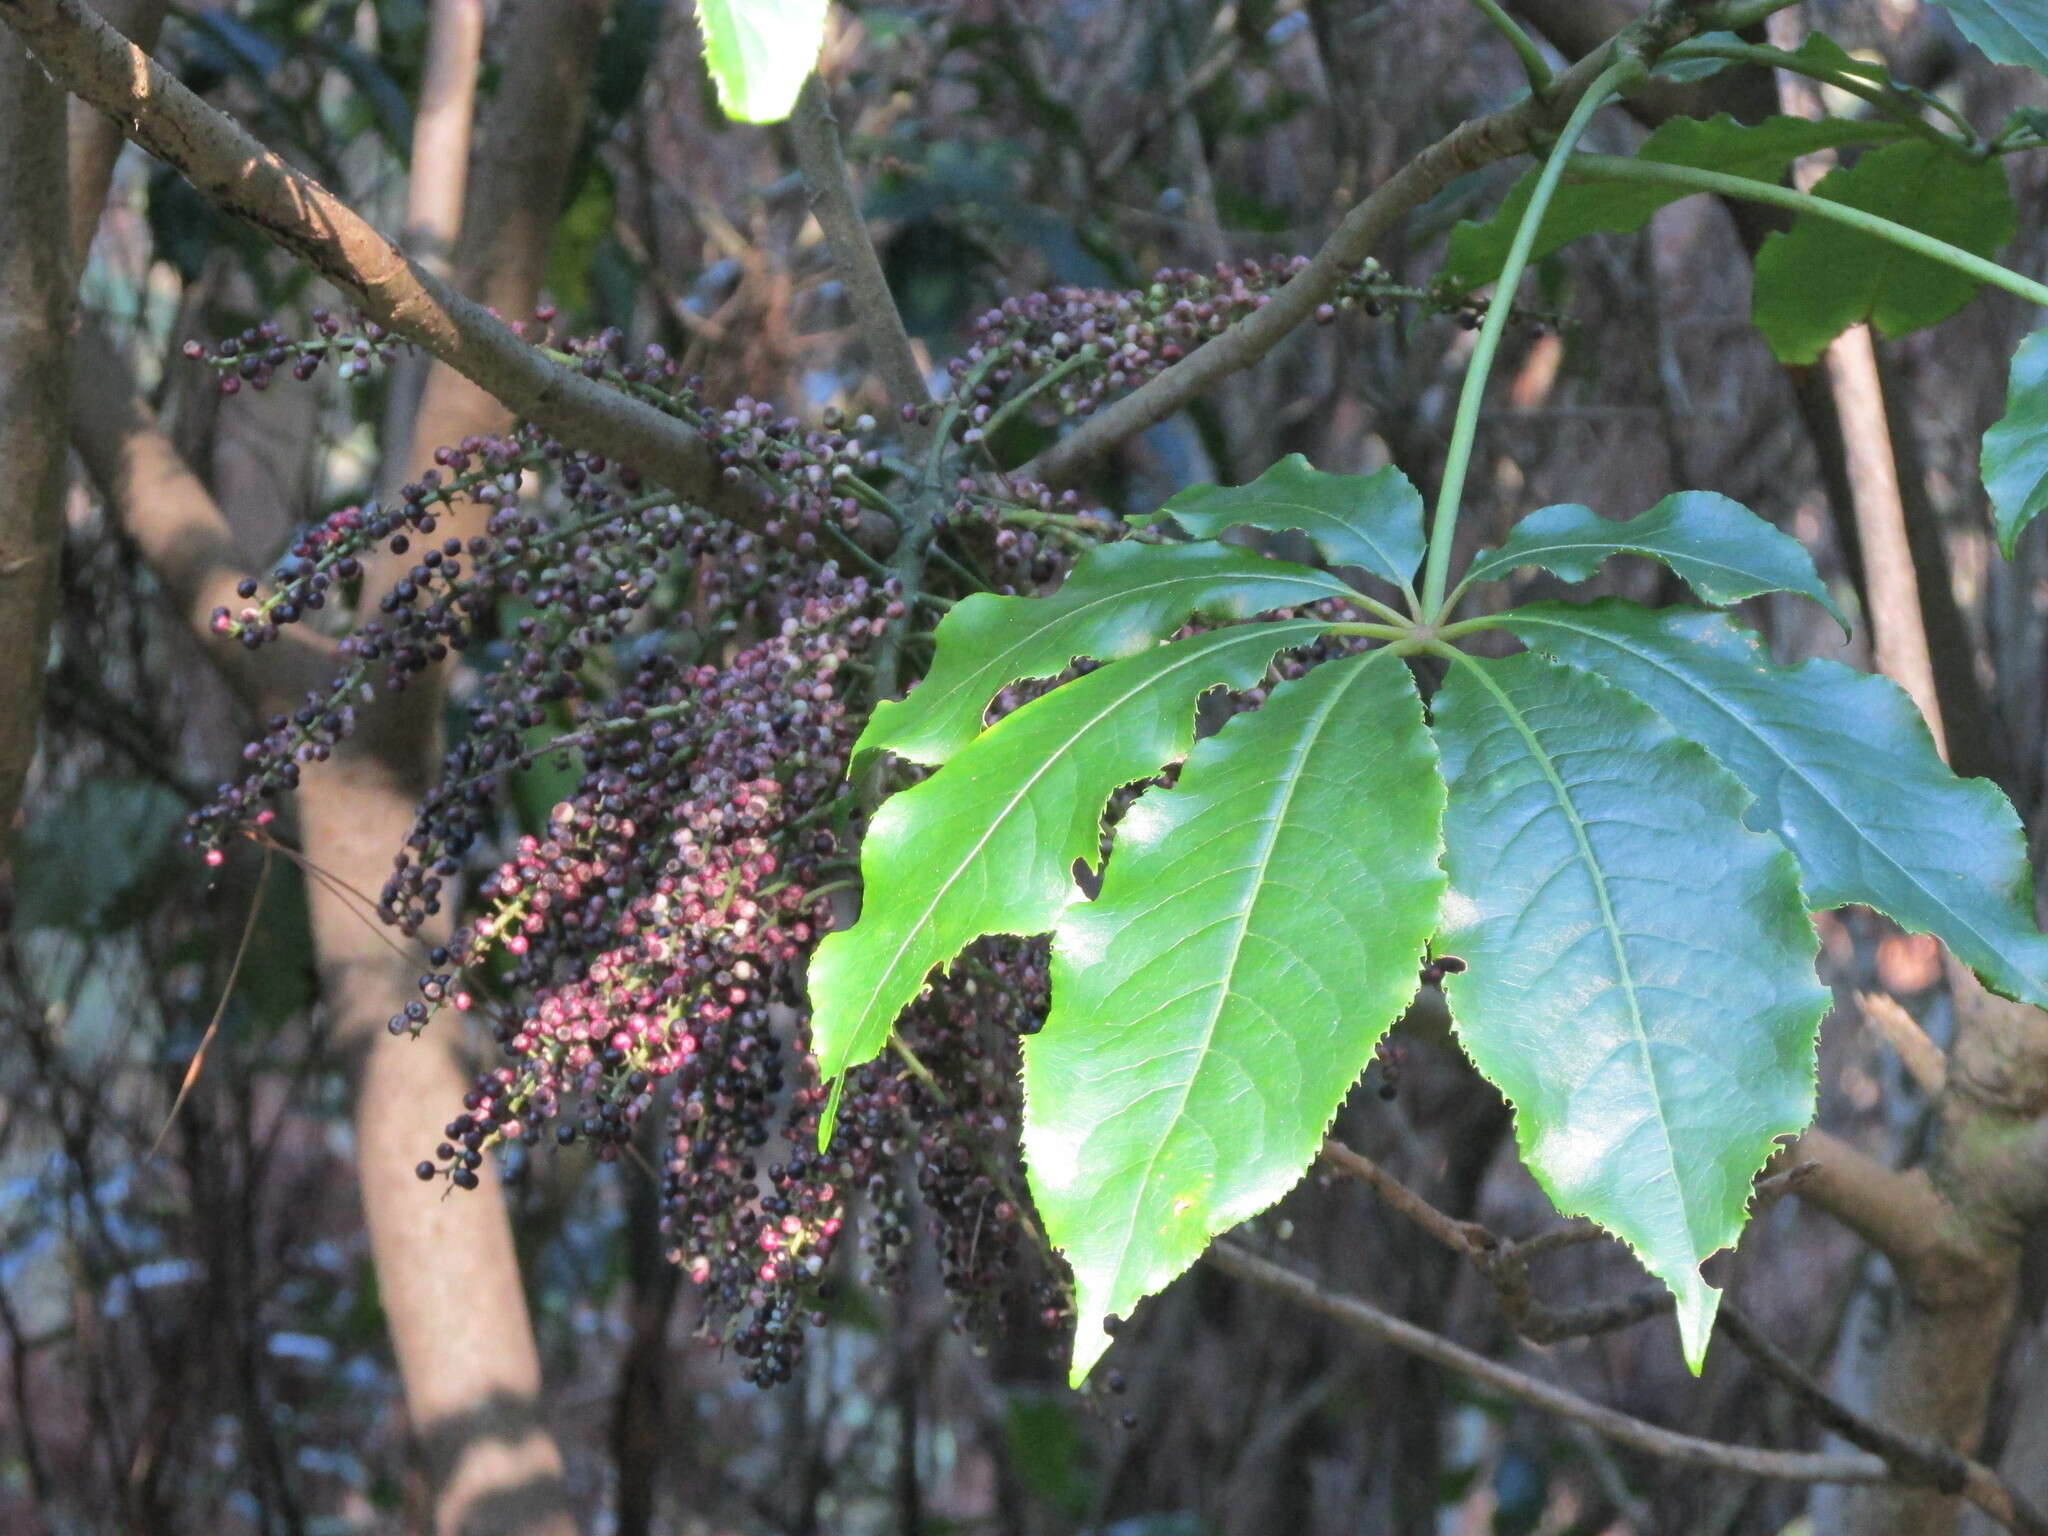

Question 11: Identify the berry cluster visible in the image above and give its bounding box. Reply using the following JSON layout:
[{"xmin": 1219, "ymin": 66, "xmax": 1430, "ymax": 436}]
[{"xmin": 935, "ymin": 257, "xmax": 1404, "ymax": 432}]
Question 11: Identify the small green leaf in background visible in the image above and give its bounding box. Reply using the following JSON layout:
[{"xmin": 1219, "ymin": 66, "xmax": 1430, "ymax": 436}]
[
  {"xmin": 1751, "ymin": 139, "xmax": 2016, "ymax": 364},
  {"xmin": 1506, "ymin": 601, "xmax": 2048, "ymax": 1007},
  {"xmin": 1028, "ymin": 651, "xmax": 1444, "ymax": 1383},
  {"xmin": 1924, "ymin": 0, "xmax": 2048, "ymax": 77},
  {"xmin": 1985, "ymin": 329, "xmax": 2048, "ymax": 557},
  {"xmin": 854, "ymin": 540, "xmax": 1354, "ymax": 771},
  {"xmin": 696, "ymin": 0, "xmax": 828, "ymax": 124},
  {"xmin": 1458, "ymin": 491, "xmax": 1844, "ymax": 627},
  {"xmin": 1443, "ymin": 115, "xmax": 1893, "ymax": 292},
  {"xmin": 16, "ymin": 779, "xmax": 190, "ymax": 933},
  {"xmin": 808, "ymin": 620, "xmax": 1326, "ymax": 1119},
  {"xmin": 1434, "ymin": 652, "xmax": 1826, "ymax": 1371},
  {"xmin": 1138, "ymin": 454, "xmax": 1427, "ymax": 589}
]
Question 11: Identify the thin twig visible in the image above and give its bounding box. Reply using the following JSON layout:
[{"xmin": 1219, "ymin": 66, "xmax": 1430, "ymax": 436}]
[
  {"xmin": 1717, "ymin": 1306, "xmax": 2048, "ymax": 1535},
  {"xmin": 1208, "ymin": 1240, "xmax": 1893, "ymax": 1486},
  {"xmin": 148, "ymin": 846, "xmax": 273, "ymax": 1162}
]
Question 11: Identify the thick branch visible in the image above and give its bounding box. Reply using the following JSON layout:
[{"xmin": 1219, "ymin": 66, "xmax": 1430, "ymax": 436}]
[
  {"xmin": 1020, "ymin": 4, "xmax": 1709, "ymax": 485},
  {"xmin": 0, "ymin": 0, "xmax": 762, "ymax": 524},
  {"xmin": 1208, "ymin": 1240, "xmax": 1892, "ymax": 1487},
  {"xmin": 1772, "ymin": 1127, "xmax": 1964, "ymax": 1291},
  {"xmin": 64, "ymin": 0, "xmax": 165, "ymax": 275}
]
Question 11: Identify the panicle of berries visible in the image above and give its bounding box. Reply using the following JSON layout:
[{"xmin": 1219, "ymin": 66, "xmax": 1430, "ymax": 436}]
[
  {"xmin": 895, "ymin": 939, "xmax": 1066, "ymax": 1340},
  {"xmin": 918, "ymin": 256, "xmax": 1399, "ymax": 436},
  {"xmin": 181, "ymin": 308, "xmax": 401, "ymax": 394}
]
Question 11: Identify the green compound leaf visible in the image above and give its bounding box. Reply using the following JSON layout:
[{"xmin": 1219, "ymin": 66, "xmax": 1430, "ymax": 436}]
[
  {"xmin": 856, "ymin": 540, "xmax": 1355, "ymax": 771},
  {"xmin": 1136, "ymin": 454, "xmax": 1427, "ymax": 589},
  {"xmin": 1459, "ymin": 492, "xmax": 1844, "ymax": 627},
  {"xmin": 1752, "ymin": 139, "xmax": 2017, "ymax": 364},
  {"xmin": 1985, "ymin": 329, "xmax": 2048, "ymax": 558},
  {"xmin": 1925, "ymin": 0, "xmax": 2048, "ymax": 77},
  {"xmin": 1506, "ymin": 601, "xmax": 2048, "ymax": 1006},
  {"xmin": 1434, "ymin": 652, "xmax": 1825, "ymax": 1372},
  {"xmin": 696, "ymin": 0, "xmax": 828, "ymax": 124},
  {"xmin": 1444, "ymin": 115, "xmax": 1896, "ymax": 292},
  {"xmin": 809, "ymin": 620, "xmax": 1328, "ymax": 1123},
  {"xmin": 1026, "ymin": 650, "xmax": 1444, "ymax": 1384}
]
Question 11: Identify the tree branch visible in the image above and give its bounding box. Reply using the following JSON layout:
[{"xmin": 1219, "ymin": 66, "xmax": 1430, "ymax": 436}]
[
  {"xmin": 1207, "ymin": 1240, "xmax": 1893, "ymax": 1487},
  {"xmin": 0, "ymin": 0, "xmax": 764, "ymax": 525},
  {"xmin": 790, "ymin": 74, "xmax": 931, "ymax": 422},
  {"xmin": 1717, "ymin": 1305, "xmax": 2048, "ymax": 1535},
  {"xmin": 1018, "ymin": 2, "xmax": 1711, "ymax": 486}
]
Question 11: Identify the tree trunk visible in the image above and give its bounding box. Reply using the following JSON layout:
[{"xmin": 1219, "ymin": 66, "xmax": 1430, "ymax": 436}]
[{"xmin": 0, "ymin": 32, "xmax": 72, "ymax": 851}]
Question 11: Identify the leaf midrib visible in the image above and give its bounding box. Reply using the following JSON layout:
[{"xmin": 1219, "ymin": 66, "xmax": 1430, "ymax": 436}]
[
  {"xmin": 842, "ymin": 622, "xmax": 1320, "ymax": 1067},
  {"xmin": 1511, "ymin": 609, "xmax": 2040, "ymax": 992},
  {"xmin": 1453, "ymin": 654, "xmax": 1697, "ymax": 1253},
  {"xmin": 1103, "ymin": 651, "xmax": 1385, "ymax": 1299},
  {"xmin": 874, "ymin": 566, "xmax": 1351, "ymax": 762},
  {"xmin": 1472, "ymin": 533, "xmax": 1789, "ymax": 592}
]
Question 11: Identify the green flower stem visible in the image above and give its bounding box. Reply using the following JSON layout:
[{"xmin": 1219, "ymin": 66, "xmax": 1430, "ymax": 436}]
[
  {"xmin": 978, "ymin": 348, "xmax": 1098, "ymax": 448},
  {"xmin": 1322, "ymin": 621, "xmax": 1422, "ymax": 643},
  {"xmin": 1569, "ymin": 154, "xmax": 2048, "ymax": 311},
  {"xmin": 1660, "ymin": 39, "xmax": 1972, "ymax": 144},
  {"xmin": 1419, "ymin": 61, "xmax": 1635, "ymax": 624},
  {"xmin": 1468, "ymin": 0, "xmax": 1552, "ymax": 94}
]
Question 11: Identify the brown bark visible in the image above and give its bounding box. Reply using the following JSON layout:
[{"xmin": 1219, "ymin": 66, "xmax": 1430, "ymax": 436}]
[
  {"xmin": 293, "ymin": 3, "xmax": 616, "ymax": 1531},
  {"xmin": 0, "ymin": 31, "xmax": 72, "ymax": 851},
  {"xmin": 63, "ymin": 0, "xmax": 165, "ymax": 276}
]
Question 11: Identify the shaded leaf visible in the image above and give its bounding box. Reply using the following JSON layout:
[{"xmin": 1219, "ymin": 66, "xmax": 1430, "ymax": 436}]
[
  {"xmin": 1752, "ymin": 139, "xmax": 2016, "ymax": 363},
  {"xmin": 17, "ymin": 779, "xmax": 189, "ymax": 933},
  {"xmin": 1027, "ymin": 651, "xmax": 1444, "ymax": 1382},
  {"xmin": 1505, "ymin": 601, "xmax": 2048, "ymax": 1005},
  {"xmin": 809, "ymin": 621, "xmax": 1328, "ymax": 1115},
  {"xmin": 696, "ymin": 0, "xmax": 828, "ymax": 123},
  {"xmin": 855, "ymin": 540, "xmax": 1353, "ymax": 770},
  {"xmin": 1925, "ymin": 0, "xmax": 2048, "ymax": 76},
  {"xmin": 1444, "ymin": 115, "xmax": 1895, "ymax": 292},
  {"xmin": 1459, "ymin": 492, "xmax": 1844, "ymax": 626},
  {"xmin": 1985, "ymin": 329, "xmax": 2048, "ymax": 557},
  {"xmin": 1434, "ymin": 653, "xmax": 1825, "ymax": 1370},
  {"xmin": 1138, "ymin": 454, "xmax": 1427, "ymax": 589}
]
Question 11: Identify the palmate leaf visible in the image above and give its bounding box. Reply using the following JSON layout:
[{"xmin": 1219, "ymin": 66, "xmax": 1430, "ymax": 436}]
[
  {"xmin": 1443, "ymin": 115, "xmax": 1895, "ymax": 292},
  {"xmin": 808, "ymin": 620, "xmax": 1328, "ymax": 1123},
  {"xmin": 1751, "ymin": 139, "xmax": 2017, "ymax": 364},
  {"xmin": 1925, "ymin": 0, "xmax": 2048, "ymax": 77},
  {"xmin": 1434, "ymin": 653, "xmax": 1826, "ymax": 1370},
  {"xmin": 1135, "ymin": 454, "xmax": 1427, "ymax": 589},
  {"xmin": 1026, "ymin": 650, "xmax": 1444, "ymax": 1383},
  {"xmin": 1985, "ymin": 329, "xmax": 2048, "ymax": 557},
  {"xmin": 1458, "ymin": 491, "xmax": 1844, "ymax": 626},
  {"xmin": 854, "ymin": 540, "xmax": 1356, "ymax": 771},
  {"xmin": 695, "ymin": 0, "xmax": 828, "ymax": 123},
  {"xmin": 1506, "ymin": 601, "xmax": 2048, "ymax": 1005}
]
